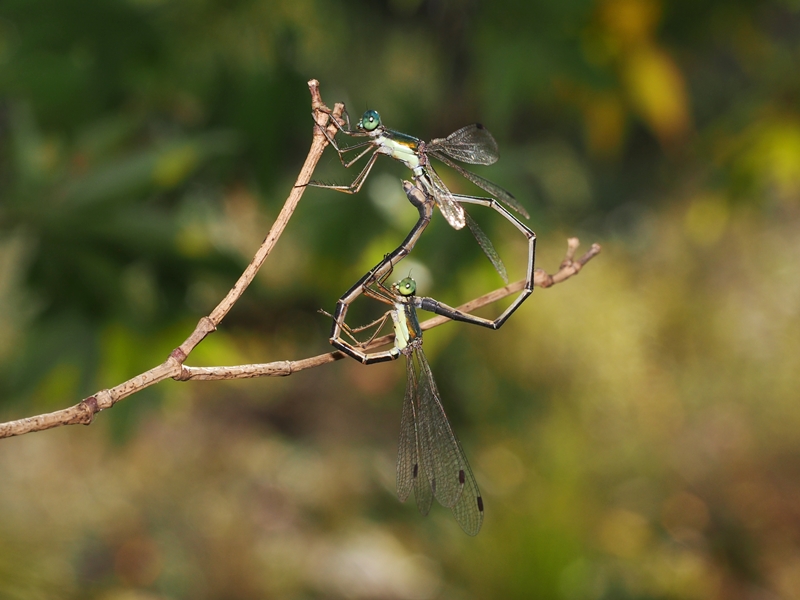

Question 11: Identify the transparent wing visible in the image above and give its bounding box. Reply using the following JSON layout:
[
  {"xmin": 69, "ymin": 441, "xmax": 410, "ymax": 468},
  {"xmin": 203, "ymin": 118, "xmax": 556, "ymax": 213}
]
[
  {"xmin": 465, "ymin": 211, "xmax": 508, "ymax": 284},
  {"xmin": 398, "ymin": 355, "xmax": 434, "ymax": 516},
  {"xmin": 413, "ymin": 348, "xmax": 469, "ymax": 509},
  {"xmin": 421, "ymin": 166, "xmax": 466, "ymax": 230},
  {"xmin": 450, "ymin": 442, "xmax": 484, "ymax": 536},
  {"xmin": 414, "ymin": 454, "xmax": 434, "ymax": 517},
  {"xmin": 413, "ymin": 349, "xmax": 484, "ymax": 535},
  {"xmin": 429, "ymin": 151, "xmax": 531, "ymax": 219},
  {"xmin": 428, "ymin": 124, "xmax": 500, "ymax": 165},
  {"xmin": 397, "ymin": 357, "xmax": 417, "ymax": 503}
]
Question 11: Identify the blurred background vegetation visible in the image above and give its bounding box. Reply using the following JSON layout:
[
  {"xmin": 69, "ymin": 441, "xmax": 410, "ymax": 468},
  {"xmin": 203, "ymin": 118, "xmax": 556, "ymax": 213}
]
[{"xmin": 2, "ymin": 0, "xmax": 800, "ymax": 598}]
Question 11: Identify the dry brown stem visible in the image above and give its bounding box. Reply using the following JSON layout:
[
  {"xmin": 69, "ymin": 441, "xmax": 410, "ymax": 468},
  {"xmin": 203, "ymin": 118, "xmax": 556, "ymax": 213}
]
[{"xmin": 0, "ymin": 83, "xmax": 601, "ymax": 439}]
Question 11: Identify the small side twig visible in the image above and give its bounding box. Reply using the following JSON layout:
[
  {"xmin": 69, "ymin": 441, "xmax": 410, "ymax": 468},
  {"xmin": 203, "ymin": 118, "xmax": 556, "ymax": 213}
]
[
  {"xmin": 388, "ymin": 237, "xmax": 602, "ymax": 335},
  {"xmin": 535, "ymin": 237, "xmax": 601, "ymax": 288}
]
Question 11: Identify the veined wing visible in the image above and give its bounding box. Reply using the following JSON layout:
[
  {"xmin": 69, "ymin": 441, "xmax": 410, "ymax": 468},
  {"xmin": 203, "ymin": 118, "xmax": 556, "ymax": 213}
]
[
  {"xmin": 429, "ymin": 151, "xmax": 531, "ymax": 219},
  {"xmin": 427, "ymin": 164, "xmax": 508, "ymax": 281},
  {"xmin": 421, "ymin": 166, "xmax": 466, "ymax": 230},
  {"xmin": 450, "ymin": 439, "xmax": 484, "ymax": 536},
  {"xmin": 428, "ymin": 124, "xmax": 499, "ymax": 165},
  {"xmin": 397, "ymin": 355, "xmax": 433, "ymax": 516},
  {"xmin": 397, "ymin": 357, "xmax": 416, "ymax": 503},
  {"xmin": 465, "ymin": 211, "xmax": 508, "ymax": 284},
  {"xmin": 413, "ymin": 348, "xmax": 469, "ymax": 510}
]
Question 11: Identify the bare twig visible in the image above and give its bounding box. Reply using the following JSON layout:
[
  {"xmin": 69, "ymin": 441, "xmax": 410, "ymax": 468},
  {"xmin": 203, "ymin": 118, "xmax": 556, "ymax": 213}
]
[
  {"xmin": 535, "ymin": 237, "xmax": 601, "ymax": 287},
  {"xmin": 0, "ymin": 80, "xmax": 344, "ymax": 439},
  {"xmin": 387, "ymin": 238, "xmax": 602, "ymax": 334},
  {"xmin": 165, "ymin": 238, "xmax": 601, "ymax": 382},
  {"xmin": 177, "ymin": 80, "xmax": 345, "ymax": 358},
  {"xmin": 0, "ymin": 85, "xmax": 601, "ymax": 439}
]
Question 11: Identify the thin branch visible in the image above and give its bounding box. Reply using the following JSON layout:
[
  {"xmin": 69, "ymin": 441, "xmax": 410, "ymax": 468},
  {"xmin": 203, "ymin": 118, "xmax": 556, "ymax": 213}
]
[
  {"xmin": 0, "ymin": 79, "xmax": 344, "ymax": 439},
  {"xmin": 535, "ymin": 237, "xmax": 601, "ymax": 287},
  {"xmin": 0, "ymin": 83, "xmax": 602, "ymax": 439},
  {"xmin": 166, "ymin": 238, "xmax": 601, "ymax": 381},
  {"xmin": 176, "ymin": 80, "xmax": 346, "ymax": 359}
]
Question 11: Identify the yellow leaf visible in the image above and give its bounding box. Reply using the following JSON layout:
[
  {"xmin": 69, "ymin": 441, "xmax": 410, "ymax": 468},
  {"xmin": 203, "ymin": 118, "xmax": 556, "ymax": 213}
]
[
  {"xmin": 744, "ymin": 119, "xmax": 800, "ymax": 201},
  {"xmin": 623, "ymin": 46, "xmax": 691, "ymax": 145}
]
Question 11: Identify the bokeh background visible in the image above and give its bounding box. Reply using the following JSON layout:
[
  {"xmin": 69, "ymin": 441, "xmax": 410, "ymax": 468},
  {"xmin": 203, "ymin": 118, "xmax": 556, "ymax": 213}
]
[{"xmin": 2, "ymin": 0, "xmax": 800, "ymax": 598}]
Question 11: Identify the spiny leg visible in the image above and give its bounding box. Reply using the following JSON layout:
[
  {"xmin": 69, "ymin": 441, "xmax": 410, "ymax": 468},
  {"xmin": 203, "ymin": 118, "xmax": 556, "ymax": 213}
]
[
  {"xmin": 309, "ymin": 150, "xmax": 381, "ymax": 194},
  {"xmin": 328, "ymin": 308, "xmax": 400, "ymax": 365},
  {"xmin": 311, "ymin": 107, "xmax": 379, "ymax": 165},
  {"xmin": 319, "ymin": 136, "xmax": 377, "ymax": 168},
  {"xmin": 320, "ymin": 307, "xmax": 393, "ymax": 348}
]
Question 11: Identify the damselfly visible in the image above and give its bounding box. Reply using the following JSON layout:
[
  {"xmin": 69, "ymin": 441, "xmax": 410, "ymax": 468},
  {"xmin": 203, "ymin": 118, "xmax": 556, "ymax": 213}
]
[
  {"xmin": 326, "ymin": 272, "xmax": 485, "ymax": 535},
  {"xmin": 311, "ymin": 109, "xmax": 532, "ymax": 284}
]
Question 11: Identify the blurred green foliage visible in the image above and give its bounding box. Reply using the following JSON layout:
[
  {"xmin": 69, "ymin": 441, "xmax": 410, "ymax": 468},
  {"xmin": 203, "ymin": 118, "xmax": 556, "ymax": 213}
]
[{"xmin": 2, "ymin": 0, "xmax": 800, "ymax": 598}]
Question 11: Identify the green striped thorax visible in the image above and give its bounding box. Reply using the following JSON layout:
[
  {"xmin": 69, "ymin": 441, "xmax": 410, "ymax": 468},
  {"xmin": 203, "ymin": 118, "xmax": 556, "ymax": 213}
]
[
  {"xmin": 358, "ymin": 110, "xmax": 422, "ymax": 171},
  {"xmin": 391, "ymin": 277, "xmax": 422, "ymax": 353}
]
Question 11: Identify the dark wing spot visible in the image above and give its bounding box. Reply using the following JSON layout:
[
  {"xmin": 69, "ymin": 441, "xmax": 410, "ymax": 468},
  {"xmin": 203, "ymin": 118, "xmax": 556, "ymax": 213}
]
[
  {"xmin": 431, "ymin": 478, "xmax": 437, "ymax": 494},
  {"xmin": 459, "ymin": 469, "xmax": 465, "ymax": 485},
  {"xmin": 477, "ymin": 496, "xmax": 484, "ymax": 511},
  {"xmin": 413, "ymin": 463, "xmax": 418, "ymax": 478},
  {"xmin": 475, "ymin": 123, "xmax": 485, "ymax": 130}
]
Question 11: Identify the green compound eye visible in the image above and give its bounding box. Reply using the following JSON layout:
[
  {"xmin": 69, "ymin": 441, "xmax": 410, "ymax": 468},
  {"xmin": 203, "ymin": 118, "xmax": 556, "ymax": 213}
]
[
  {"xmin": 359, "ymin": 109, "xmax": 381, "ymax": 132},
  {"xmin": 396, "ymin": 277, "xmax": 416, "ymax": 297}
]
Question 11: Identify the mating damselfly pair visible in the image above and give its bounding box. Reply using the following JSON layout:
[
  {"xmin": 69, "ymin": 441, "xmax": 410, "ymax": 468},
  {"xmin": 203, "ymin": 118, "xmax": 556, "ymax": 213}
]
[
  {"xmin": 311, "ymin": 108, "xmax": 533, "ymax": 286},
  {"xmin": 313, "ymin": 108, "xmax": 536, "ymax": 535}
]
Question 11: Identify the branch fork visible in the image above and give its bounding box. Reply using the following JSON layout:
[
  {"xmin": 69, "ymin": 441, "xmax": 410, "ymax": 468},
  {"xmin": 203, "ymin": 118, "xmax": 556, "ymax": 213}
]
[{"xmin": 0, "ymin": 81, "xmax": 601, "ymax": 439}]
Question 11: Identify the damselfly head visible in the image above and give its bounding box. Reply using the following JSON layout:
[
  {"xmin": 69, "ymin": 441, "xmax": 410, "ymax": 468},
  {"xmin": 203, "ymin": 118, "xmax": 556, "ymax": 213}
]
[
  {"xmin": 359, "ymin": 109, "xmax": 381, "ymax": 132},
  {"xmin": 394, "ymin": 277, "xmax": 417, "ymax": 297}
]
